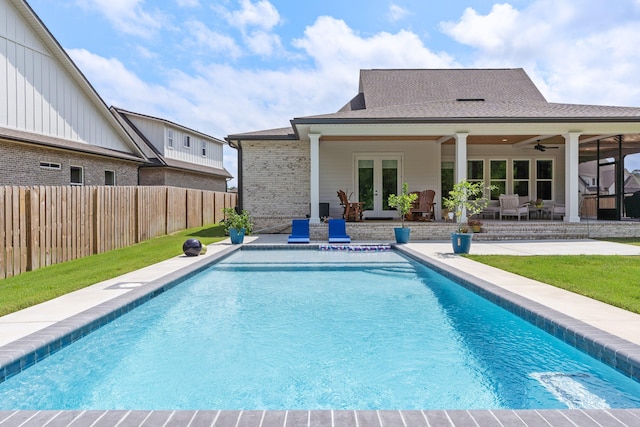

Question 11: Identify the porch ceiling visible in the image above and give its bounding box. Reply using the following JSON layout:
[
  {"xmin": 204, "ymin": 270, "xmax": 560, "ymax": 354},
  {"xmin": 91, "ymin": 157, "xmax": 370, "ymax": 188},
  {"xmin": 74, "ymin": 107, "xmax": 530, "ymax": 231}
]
[{"xmin": 318, "ymin": 133, "xmax": 640, "ymax": 159}]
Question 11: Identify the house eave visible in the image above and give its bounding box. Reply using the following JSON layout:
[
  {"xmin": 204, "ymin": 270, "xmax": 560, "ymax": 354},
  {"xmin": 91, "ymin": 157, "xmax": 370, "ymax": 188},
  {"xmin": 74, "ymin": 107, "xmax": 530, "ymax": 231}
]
[{"xmin": 291, "ymin": 116, "xmax": 640, "ymax": 126}]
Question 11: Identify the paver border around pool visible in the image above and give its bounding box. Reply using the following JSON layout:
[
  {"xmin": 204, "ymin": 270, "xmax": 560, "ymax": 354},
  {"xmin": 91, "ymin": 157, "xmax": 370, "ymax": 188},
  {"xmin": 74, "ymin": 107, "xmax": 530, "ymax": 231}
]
[{"xmin": 0, "ymin": 242, "xmax": 639, "ymax": 427}]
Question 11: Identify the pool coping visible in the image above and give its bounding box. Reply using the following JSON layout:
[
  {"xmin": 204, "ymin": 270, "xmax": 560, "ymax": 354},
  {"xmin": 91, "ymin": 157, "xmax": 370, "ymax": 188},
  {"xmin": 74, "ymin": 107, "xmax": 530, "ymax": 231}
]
[
  {"xmin": 0, "ymin": 245, "xmax": 242, "ymax": 383},
  {"xmin": 0, "ymin": 243, "xmax": 639, "ymax": 427},
  {"xmin": 394, "ymin": 245, "xmax": 640, "ymax": 383}
]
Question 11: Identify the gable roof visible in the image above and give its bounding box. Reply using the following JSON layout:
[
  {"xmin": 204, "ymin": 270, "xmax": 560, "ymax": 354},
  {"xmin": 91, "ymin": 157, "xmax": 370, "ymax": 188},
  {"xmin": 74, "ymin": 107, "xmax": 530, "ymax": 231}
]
[
  {"xmin": 340, "ymin": 68, "xmax": 547, "ymax": 112},
  {"xmin": 2, "ymin": 0, "xmax": 146, "ymax": 161},
  {"xmin": 112, "ymin": 107, "xmax": 233, "ymax": 179},
  {"xmin": 228, "ymin": 68, "xmax": 640, "ymax": 140}
]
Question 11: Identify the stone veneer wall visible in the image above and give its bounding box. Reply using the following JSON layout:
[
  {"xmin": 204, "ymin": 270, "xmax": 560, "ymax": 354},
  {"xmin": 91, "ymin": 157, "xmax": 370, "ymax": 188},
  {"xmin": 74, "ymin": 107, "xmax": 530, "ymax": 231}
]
[
  {"xmin": 305, "ymin": 221, "xmax": 640, "ymax": 241},
  {"xmin": 0, "ymin": 142, "xmax": 139, "ymax": 186},
  {"xmin": 242, "ymin": 139, "xmax": 310, "ymax": 230}
]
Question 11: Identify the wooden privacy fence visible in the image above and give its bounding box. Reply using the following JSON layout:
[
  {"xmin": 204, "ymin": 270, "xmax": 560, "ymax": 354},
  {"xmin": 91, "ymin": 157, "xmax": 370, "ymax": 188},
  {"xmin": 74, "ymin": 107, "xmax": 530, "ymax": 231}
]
[{"xmin": 0, "ymin": 186, "xmax": 237, "ymax": 279}]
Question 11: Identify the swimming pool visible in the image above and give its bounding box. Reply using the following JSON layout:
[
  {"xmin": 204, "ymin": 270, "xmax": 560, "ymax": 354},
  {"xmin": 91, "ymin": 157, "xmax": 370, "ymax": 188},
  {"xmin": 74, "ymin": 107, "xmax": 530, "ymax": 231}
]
[{"xmin": 0, "ymin": 248, "xmax": 638, "ymax": 410}]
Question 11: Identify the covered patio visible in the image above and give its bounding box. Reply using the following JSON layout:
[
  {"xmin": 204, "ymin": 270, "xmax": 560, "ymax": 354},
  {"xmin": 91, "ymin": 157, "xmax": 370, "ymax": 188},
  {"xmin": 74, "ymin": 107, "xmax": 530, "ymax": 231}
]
[{"xmin": 228, "ymin": 69, "xmax": 640, "ymax": 231}]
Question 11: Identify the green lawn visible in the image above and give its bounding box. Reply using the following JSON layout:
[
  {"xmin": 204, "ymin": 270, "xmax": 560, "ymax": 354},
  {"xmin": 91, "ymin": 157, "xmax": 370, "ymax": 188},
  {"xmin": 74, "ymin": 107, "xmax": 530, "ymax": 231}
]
[
  {"xmin": 2, "ymin": 231, "xmax": 640, "ymax": 318},
  {"xmin": 0, "ymin": 224, "xmax": 227, "ymax": 317},
  {"xmin": 466, "ymin": 241, "xmax": 640, "ymax": 314}
]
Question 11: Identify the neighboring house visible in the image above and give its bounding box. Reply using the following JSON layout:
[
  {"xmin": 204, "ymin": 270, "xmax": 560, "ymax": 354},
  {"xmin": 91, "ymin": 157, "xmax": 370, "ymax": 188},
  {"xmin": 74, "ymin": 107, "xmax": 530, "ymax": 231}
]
[
  {"xmin": 0, "ymin": 0, "xmax": 147, "ymax": 186},
  {"xmin": 112, "ymin": 108, "xmax": 232, "ymax": 192},
  {"xmin": 227, "ymin": 68, "xmax": 640, "ymax": 229}
]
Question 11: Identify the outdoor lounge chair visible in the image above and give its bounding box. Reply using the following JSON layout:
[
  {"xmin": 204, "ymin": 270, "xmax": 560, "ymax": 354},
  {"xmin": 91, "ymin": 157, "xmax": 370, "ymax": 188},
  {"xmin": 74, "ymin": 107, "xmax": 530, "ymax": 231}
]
[
  {"xmin": 550, "ymin": 203, "xmax": 566, "ymax": 221},
  {"xmin": 328, "ymin": 218, "xmax": 351, "ymax": 243},
  {"xmin": 337, "ymin": 190, "xmax": 363, "ymax": 222},
  {"xmin": 288, "ymin": 219, "xmax": 310, "ymax": 243},
  {"xmin": 409, "ymin": 189, "xmax": 436, "ymax": 221},
  {"xmin": 499, "ymin": 194, "xmax": 529, "ymax": 220}
]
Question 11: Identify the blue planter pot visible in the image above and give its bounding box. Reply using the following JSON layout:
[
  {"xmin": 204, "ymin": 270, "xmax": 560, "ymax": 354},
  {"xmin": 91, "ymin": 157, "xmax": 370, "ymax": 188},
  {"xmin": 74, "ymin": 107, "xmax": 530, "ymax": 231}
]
[
  {"xmin": 229, "ymin": 228, "xmax": 246, "ymax": 244},
  {"xmin": 451, "ymin": 232, "xmax": 473, "ymax": 254},
  {"xmin": 394, "ymin": 227, "xmax": 411, "ymax": 244}
]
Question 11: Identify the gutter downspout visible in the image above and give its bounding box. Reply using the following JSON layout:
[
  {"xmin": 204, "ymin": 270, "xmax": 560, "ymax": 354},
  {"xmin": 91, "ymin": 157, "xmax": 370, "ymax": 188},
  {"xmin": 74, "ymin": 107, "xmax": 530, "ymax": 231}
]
[{"xmin": 233, "ymin": 140, "xmax": 243, "ymax": 209}]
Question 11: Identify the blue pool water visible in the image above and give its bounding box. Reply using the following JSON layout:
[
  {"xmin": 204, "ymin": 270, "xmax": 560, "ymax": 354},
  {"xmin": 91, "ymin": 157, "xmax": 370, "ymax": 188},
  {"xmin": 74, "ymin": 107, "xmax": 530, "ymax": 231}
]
[{"xmin": 0, "ymin": 249, "xmax": 639, "ymax": 410}]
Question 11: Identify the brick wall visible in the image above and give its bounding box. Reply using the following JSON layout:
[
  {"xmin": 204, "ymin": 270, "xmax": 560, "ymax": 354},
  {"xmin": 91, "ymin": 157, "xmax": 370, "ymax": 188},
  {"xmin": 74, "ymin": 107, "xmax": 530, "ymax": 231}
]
[
  {"xmin": 242, "ymin": 139, "xmax": 310, "ymax": 229},
  {"xmin": 139, "ymin": 168, "xmax": 227, "ymax": 191},
  {"xmin": 0, "ymin": 141, "xmax": 139, "ymax": 186}
]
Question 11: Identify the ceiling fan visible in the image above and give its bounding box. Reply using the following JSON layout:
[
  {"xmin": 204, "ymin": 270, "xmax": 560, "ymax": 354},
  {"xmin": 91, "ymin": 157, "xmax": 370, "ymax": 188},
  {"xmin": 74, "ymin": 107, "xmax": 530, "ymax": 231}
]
[{"xmin": 533, "ymin": 140, "xmax": 559, "ymax": 152}]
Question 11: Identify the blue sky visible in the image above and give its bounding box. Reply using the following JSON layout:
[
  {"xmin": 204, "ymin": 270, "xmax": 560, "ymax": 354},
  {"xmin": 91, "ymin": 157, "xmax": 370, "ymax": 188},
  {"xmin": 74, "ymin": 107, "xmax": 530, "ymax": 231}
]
[{"xmin": 27, "ymin": 0, "xmax": 640, "ymax": 184}]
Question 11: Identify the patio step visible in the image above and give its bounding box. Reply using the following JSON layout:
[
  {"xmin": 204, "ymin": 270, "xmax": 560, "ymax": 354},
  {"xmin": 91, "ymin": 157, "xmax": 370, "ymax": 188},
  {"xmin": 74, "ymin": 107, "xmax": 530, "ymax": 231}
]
[{"xmin": 306, "ymin": 219, "xmax": 640, "ymax": 241}]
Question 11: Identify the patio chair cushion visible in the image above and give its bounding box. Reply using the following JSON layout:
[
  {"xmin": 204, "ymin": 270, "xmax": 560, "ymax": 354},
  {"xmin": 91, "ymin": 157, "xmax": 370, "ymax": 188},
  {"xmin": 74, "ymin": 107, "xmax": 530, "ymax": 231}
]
[
  {"xmin": 288, "ymin": 219, "xmax": 310, "ymax": 243},
  {"xmin": 328, "ymin": 219, "xmax": 351, "ymax": 243}
]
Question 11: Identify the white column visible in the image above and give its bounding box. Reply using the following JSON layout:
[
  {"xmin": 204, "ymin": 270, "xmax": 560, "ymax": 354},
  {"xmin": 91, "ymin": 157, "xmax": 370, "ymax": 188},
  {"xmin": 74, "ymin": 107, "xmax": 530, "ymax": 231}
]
[
  {"xmin": 309, "ymin": 133, "xmax": 321, "ymax": 224},
  {"xmin": 454, "ymin": 132, "xmax": 468, "ymax": 220},
  {"xmin": 564, "ymin": 132, "xmax": 581, "ymax": 223},
  {"xmin": 454, "ymin": 133, "xmax": 468, "ymax": 182}
]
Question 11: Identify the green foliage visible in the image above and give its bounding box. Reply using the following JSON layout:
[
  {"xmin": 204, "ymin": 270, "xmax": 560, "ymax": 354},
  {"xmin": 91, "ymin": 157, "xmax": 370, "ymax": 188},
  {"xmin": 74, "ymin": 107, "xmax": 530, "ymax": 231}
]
[
  {"xmin": 220, "ymin": 207, "xmax": 253, "ymax": 235},
  {"xmin": 387, "ymin": 182, "xmax": 418, "ymax": 228},
  {"xmin": 0, "ymin": 224, "xmax": 226, "ymax": 316},
  {"xmin": 442, "ymin": 180, "xmax": 496, "ymax": 232},
  {"xmin": 466, "ymin": 254, "xmax": 640, "ymax": 314}
]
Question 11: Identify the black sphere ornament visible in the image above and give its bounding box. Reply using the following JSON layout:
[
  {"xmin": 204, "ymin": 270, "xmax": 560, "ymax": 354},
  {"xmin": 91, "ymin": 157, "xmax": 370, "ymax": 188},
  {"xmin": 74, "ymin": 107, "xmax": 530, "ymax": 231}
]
[{"xmin": 182, "ymin": 238, "xmax": 202, "ymax": 257}]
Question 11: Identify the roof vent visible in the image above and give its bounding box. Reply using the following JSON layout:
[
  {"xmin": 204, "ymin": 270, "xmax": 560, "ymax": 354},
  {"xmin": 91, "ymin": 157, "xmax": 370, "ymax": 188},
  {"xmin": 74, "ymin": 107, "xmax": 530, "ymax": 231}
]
[{"xmin": 456, "ymin": 98, "xmax": 485, "ymax": 102}]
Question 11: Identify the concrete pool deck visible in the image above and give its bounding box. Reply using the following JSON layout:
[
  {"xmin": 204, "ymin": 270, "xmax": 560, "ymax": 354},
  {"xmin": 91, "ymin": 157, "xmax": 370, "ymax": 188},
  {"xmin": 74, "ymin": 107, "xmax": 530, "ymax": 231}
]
[{"xmin": 0, "ymin": 237, "xmax": 639, "ymax": 426}]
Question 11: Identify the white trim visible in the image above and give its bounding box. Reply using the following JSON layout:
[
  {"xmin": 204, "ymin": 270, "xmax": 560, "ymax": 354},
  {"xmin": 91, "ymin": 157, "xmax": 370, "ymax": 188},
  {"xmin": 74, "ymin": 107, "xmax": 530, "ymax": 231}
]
[
  {"xmin": 105, "ymin": 170, "xmax": 116, "ymax": 186},
  {"xmin": 564, "ymin": 132, "xmax": 581, "ymax": 222},
  {"xmin": 39, "ymin": 161, "xmax": 61, "ymax": 170},
  {"xmin": 309, "ymin": 134, "xmax": 321, "ymax": 223},
  {"xmin": 70, "ymin": 165, "xmax": 83, "ymax": 186}
]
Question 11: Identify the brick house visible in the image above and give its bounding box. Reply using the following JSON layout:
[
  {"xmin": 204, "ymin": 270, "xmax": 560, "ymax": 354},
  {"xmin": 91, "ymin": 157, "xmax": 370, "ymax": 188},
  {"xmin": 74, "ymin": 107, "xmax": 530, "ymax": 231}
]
[
  {"xmin": 1, "ymin": 0, "xmax": 233, "ymax": 191},
  {"xmin": 227, "ymin": 68, "xmax": 640, "ymax": 229},
  {"xmin": 0, "ymin": 0, "xmax": 147, "ymax": 186}
]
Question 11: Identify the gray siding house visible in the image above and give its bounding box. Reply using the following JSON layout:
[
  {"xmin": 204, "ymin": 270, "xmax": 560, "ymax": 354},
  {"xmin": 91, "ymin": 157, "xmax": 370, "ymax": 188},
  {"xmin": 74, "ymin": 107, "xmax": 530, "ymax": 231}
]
[
  {"xmin": 227, "ymin": 68, "xmax": 640, "ymax": 229},
  {"xmin": 112, "ymin": 108, "xmax": 232, "ymax": 192}
]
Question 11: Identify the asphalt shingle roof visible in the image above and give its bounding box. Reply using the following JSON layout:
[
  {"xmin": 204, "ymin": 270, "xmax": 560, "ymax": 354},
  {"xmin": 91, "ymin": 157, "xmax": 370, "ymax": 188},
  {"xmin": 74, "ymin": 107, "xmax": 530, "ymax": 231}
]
[{"xmin": 229, "ymin": 68, "xmax": 640, "ymax": 138}]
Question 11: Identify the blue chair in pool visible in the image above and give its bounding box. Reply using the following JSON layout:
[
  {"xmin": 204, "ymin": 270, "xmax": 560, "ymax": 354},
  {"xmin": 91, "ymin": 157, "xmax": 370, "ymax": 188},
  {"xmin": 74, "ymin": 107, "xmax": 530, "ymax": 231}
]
[
  {"xmin": 328, "ymin": 219, "xmax": 351, "ymax": 243},
  {"xmin": 288, "ymin": 219, "xmax": 310, "ymax": 243}
]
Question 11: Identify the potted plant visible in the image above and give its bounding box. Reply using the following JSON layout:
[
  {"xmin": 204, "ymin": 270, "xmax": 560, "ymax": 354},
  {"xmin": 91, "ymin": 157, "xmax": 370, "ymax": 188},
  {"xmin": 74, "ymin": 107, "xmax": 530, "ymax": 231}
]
[
  {"xmin": 220, "ymin": 207, "xmax": 253, "ymax": 244},
  {"xmin": 468, "ymin": 219, "xmax": 483, "ymax": 233},
  {"xmin": 442, "ymin": 180, "xmax": 495, "ymax": 253},
  {"xmin": 387, "ymin": 182, "xmax": 418, "ymax": 243}
]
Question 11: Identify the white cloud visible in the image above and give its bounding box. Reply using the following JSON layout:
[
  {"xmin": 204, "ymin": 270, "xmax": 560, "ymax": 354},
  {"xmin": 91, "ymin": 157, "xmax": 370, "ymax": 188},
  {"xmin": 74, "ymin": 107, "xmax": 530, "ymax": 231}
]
[
  {"xmin": 226, "ymin": 0, "xmax": 281, "ymax": 31},
  {"xmin": 388, "ymin": 4, "xmax": 410, "ymax": 22},
  {"xmin": 294, "ymin": 16, "xmax": 457, "ymax": 77},
  {"xmin": 440, "ymin": 4, "xmax": 521, "ymax": 52},
  {"xmin": 68, "ymin": 48, "xmax": 177, "ymax": 113},
  {"xmin": 185, "ymin": 20, "xmax": 243, "ymax": 58},
  {"xmin": 75, "ymin": 0, "xmax": 165, "ymax": 38},
  {"xmin": 244, "ymin": 30, "xmax": 282, "ymax": 56},
  {"xmin": 439, "ymin": 0, "xmax": 640, "ymax": 107}
]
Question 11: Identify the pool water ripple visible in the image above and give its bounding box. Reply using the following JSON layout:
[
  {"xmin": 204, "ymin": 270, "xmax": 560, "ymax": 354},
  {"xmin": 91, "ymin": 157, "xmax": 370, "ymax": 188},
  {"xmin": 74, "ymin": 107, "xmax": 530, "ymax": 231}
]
[{"xmin": 0, "ymin": 250, "xmax": 638, "ymax": 410}]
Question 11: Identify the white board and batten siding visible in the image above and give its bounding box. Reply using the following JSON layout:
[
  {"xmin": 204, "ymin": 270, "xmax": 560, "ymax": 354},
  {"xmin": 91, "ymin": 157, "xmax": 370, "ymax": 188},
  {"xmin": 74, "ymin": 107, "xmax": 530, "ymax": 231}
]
[
  {"xmin": 162, "ymin": 125, "xmax": 225, "ymax": 170},
  {"xmin": 0, "ymin": 0, "xmax": 132, "ymax": 153},
  {"xmin": 320, "ymin": 139, "xmax": 442, "ymax": 217}
]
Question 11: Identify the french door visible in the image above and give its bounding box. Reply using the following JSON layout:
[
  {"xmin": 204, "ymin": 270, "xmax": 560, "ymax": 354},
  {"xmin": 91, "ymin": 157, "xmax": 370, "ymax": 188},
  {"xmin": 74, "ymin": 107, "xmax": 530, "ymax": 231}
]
[{"xmin": 355, "ymin": 154, "xmax": 402, "ymax": 218}]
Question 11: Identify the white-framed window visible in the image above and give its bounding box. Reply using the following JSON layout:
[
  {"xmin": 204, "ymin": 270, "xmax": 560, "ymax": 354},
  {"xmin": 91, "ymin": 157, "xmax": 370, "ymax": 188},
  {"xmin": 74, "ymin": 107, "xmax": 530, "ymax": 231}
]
[
  {"xmin": 467, "ymin": 159, "xmax": 486, "ymax": 200},
  {"xmin": 167, "ymin": 129, "xmax": 174, "ymax": 148},
  {"xmin": 201, "ymin": 140, "xmax": 206, "ymax": 157},
  {"xmin": 184, "ymin": 135, "xmax": 191, "ymax": 148},
  {"xmin": 535, "ymin": 159, "xmax": 554, "ymax": 200},
  {"xmin": 70, "ymin": 166, "xmax": 83, "ymax": 186},
  {"xmin": 513, "ymin": 159, "xmax": 530, "ymax": 198},
  {"xmin": 490, "ymin": 159, "xmax": 507, "ymax": 200},
  {"xmin": 105, "ymin": 170, "xmax": 115, "ymax": 186},
  {"xmin": 39, "ymin": 161, "xmax": 61, "ymax": 170}
]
